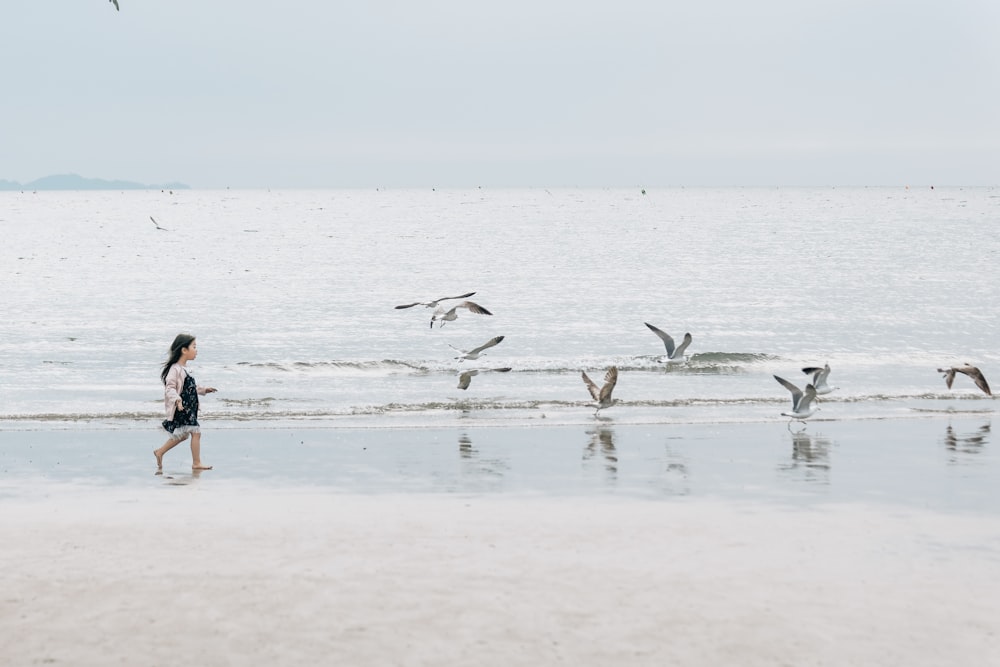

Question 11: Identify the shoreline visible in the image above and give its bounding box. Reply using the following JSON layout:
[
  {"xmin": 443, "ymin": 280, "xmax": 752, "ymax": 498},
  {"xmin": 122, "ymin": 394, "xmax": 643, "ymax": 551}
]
[{"xmin": 0, "ymin": 400, "xmax": 995, "ymax": 432}]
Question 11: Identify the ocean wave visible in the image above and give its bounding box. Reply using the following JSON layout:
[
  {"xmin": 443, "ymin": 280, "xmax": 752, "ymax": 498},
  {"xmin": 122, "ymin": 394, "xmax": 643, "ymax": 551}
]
[
  {"xmin": 228, "ymin": 352, "xmax": 781, "ymax": 376},
  {"xmin": 908, "ymin": 406, "xmax": 996, "ymax": 414},
  {"xmin": 688, "ymin": 352, "xmax": 779, "ymax": 364},
  {"xmin": 233, "ymin": 359, "xmax": 429, "ymax": 374},
  {"xmin": 217, "ymin": 397, "xmax": 278, "ymax": 407}
]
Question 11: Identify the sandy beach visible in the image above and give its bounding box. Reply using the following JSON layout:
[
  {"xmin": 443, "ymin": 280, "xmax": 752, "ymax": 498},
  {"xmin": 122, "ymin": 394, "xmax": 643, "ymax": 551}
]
[{"xmin": 2, "ymin": 418, "xmax": 999, "ymax": 666}]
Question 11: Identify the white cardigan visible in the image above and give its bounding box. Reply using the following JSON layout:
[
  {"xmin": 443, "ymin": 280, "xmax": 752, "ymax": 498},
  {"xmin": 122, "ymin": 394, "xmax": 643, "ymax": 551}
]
[{"xmin": 163, "ymin": 363, "xmax": 209, "ymax": 421}]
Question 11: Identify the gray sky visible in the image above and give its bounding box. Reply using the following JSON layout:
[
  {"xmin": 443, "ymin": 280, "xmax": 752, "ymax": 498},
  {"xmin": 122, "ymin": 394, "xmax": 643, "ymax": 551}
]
[{"xmin": 3, "ymin": 1, "xmax": 999, "ymax": 188}]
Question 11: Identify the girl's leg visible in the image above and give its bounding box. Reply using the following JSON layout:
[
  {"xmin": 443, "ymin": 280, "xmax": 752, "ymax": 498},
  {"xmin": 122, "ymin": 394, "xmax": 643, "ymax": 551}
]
[
  {"xmin": 154, "ymin": 433, "xmax": 189, "ymax": 469},
  {"xmin": 190, "ymin": 432, "xmax": 212, "ymax": 470}
]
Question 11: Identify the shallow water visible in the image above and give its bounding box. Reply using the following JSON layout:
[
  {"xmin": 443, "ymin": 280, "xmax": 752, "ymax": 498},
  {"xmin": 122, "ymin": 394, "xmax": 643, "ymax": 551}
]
[
  {"xmin": 1, "ymin": 187, "xmax": 998, "ymax": 428},
  {"xmin": 1, "ymin": 416, "xmax": 996, "ymax": 515}
]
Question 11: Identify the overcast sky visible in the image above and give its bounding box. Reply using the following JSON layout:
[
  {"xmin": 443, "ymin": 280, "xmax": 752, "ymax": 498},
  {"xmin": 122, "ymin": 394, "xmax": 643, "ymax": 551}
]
[{"xmin": 2, "ymin": 1, "xmax": 998, "ymax": 188}]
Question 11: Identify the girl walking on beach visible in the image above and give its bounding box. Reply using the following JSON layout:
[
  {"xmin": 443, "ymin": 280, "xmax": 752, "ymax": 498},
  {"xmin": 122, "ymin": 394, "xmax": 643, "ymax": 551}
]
[{"xmin": 154, "ymin": 333, "xmax": 217, "ymax": 472}]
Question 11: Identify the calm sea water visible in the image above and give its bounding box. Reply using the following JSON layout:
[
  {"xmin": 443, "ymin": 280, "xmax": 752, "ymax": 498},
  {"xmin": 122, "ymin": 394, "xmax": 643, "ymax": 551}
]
[{"xmin": 1, "ymin": 187, "xmax": 998, "ymax": 430}]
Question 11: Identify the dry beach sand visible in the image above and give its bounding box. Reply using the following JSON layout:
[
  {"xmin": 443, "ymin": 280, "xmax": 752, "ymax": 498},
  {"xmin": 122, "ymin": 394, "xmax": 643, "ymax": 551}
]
[{"xmin": 2, "ymin": 419, "xmax": 1000, "ymax": 666}]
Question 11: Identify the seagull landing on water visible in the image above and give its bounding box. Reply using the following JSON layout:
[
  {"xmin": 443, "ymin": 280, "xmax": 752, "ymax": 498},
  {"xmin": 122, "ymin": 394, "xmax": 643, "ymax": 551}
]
[
  {"xmin": 644, "ymin": 323, "xmax": 692, "ymax": 363},
  {"xmin": 938, "ymin": 365, "xmax": 992, "ymax": 396},
  {"xmin": 457, "ymin": 367, "xmax": 512, "ymax": 390},
  {"xmin": 774, "ymin": 375, "xmax": 819, "ymax": 426},
  {"xmin": 582, "ymin": 367, "xmax": 619, "ymax": 417},
  {"xmin": 430, "ymin": 300, "xmax": 492, "ymax": 328},
  {"xmin": 450, "ymin": 335, "xmax": 505, "ymax": 361},
  {"xmin": 802, "ymin": 363, "xmax": 837, "ymax": 395},
  {"xmin": 395, "ymin": 292, "xmax": 476, "ymax": 310}
]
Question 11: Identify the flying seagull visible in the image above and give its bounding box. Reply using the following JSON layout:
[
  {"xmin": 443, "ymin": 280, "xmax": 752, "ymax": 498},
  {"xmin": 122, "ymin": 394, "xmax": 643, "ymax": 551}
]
[
  {"xmin": 938, "ymin": 365, "xmax": 992, "ymax": 396},
  {"xmin": 802, "ymin": 363, "xmax": 837, "ymax": 395},
  {"xmin": 450, "ymin": 335, "xmax": 505, "ymax": 361},
  {"xmin": 109, "ymin": 0, "xmax": 119, "ymax": 10},
  {"xmin": 430, "ymin": 300, "xmax": 493, "ymax": 328},
  {"xmin": 774, "ymin": 375, "xmax": 819, "ymax": 424},
  {"xmin": 644, "ymin": 323, "xmax": 693, "ymax": 363},
  {"xmin": 582, "ymin": 366, "xmax": 619, "ymax": 416},
  {"xmin": 395, "ymin": 292, "xmax": 476, "ymax": 310},
  {"xmin": 457, "ymin": 367, "xmax": 512, "ymax": 390},
  {"xmin": 150, "ymin": 216, "xmax": 169, "ymax": 231}
]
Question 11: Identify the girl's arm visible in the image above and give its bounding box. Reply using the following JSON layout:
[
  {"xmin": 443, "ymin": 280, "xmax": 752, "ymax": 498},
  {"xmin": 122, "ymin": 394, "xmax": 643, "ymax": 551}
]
[
  {"xmin": 164, "ymin": 366, "xmax": 184, "ymax": 408},
  {"xmin": 197, "ymin": 385, "xmax": 217, "ymax": 395}
]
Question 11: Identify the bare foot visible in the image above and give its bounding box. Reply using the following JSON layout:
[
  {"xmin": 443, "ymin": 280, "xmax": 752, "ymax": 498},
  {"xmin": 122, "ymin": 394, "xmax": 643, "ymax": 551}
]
[
  {"xmin": 192, "ymin": 463, "xmax": 213, "ymax": 470},
  {"xmin": 154, "ymin": 450, "xmax": 164, "ymax": 470}
]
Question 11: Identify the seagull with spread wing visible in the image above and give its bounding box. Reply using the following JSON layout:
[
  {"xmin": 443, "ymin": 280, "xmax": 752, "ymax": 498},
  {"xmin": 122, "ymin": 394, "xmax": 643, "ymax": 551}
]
[
  {"xmin": 395, "ymin": 292, "xmax": 476, "ymax": 310},
  {"xmin": 938, "ymin": 364, "xmax": 992, "ymax": 396},
  {"xmin": 457, "ymin": 367, "xmax": 512, "ymax": 390},
  {"xmin": 774, "ymin": 375, "xmax": 819, "ymax": 425},
  {"xmin": 581, "ymin": 366, "xmax": 619, "ymax": 416},
  {"xmin": 450, "ymin": 335, "xmax": 505, "ymax": 361},
  {"xmin": 644, "ymin": 323, "xmax": 693, "ymax": 363},
  {"xmin": 802, "ymin": 363, "xmax": 837, "ymax": 395},
  {"xmin": 430, "ymin": 300, "xmax": 493, "ymax": 328}
]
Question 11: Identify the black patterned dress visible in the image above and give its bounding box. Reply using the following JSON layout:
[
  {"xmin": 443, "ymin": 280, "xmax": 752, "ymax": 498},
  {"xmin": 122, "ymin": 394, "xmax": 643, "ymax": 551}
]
[{"xmin": 162, "ymin": 371, "xmax": 200, "ymax": 435}]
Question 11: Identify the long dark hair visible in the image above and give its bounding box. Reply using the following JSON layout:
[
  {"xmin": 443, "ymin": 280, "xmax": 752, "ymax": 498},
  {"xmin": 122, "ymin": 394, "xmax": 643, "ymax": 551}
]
[{"xmin": 161, "ymin": 333, "xmax": 196, "ymax": 384}]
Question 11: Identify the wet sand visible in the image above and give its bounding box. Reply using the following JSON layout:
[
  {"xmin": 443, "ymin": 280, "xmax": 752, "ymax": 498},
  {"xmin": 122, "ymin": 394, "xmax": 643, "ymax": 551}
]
[{"xmin": 2, "ymin": 417, "xmax": 999, "ymax": 665}]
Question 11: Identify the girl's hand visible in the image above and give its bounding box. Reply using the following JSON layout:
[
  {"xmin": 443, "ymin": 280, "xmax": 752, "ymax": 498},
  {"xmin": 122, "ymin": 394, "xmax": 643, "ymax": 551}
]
[
  {"xmin": 205, "ymin": 387, "xmax": 217, "ymax": 393},
  {"xmin": 176, "ymin": 399, "xmax": 184, "ymax": 410}
]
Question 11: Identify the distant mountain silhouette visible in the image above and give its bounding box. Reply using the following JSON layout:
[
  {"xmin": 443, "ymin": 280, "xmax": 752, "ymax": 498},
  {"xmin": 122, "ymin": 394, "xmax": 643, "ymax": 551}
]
[{"xmin": 0, "ymin": 173, "xmax": 190, "ymax": 191}]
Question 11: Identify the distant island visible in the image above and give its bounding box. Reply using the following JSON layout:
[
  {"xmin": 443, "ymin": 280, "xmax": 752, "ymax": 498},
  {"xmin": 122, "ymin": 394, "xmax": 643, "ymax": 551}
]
[{"xmin": 0, "ymin": 173, "xmax": 190, "ymax": 191}]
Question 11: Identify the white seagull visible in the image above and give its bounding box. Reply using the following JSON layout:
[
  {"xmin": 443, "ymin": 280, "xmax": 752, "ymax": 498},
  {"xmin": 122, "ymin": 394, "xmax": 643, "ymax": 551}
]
[
  {"xmin": 450, "ymin": 335, "xmax": 505, "ymax": 361},
  {"xmin": 644, "ymin": 323, "xmax": 693, "ymax": 363},
  {"xmin": 937, "ymin": 364, "xmax": 992, "ymax": 396},
  {"xmin": 457, "ymin": 367, "xmax": 512, "ymax": 390},
  {"xmin": 582, "ymin": 367, "xmax": 619, "ymax": 416},
  {"xmin": 430, "ymin": 300, "xmax": 493, "ymax": 328},
  {"xmin": 774, "ymin": 375, "xmax": 819, "ymax": 424},
  {"xmin": 150, "ymin": 216, "xmax": 169, "ymax": 231},
  {"xmin": 802, "ymin": 363, "xmax": 837, "ymax": 395},
  {"xmin": 395, "ymin": 292, "xmax": 476, "ymax": 310}
]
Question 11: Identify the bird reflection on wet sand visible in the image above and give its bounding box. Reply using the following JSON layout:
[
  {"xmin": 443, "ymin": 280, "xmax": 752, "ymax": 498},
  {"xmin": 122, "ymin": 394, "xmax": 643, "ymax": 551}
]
[
  {"xmin": 457, "ymin": 432, "xmax": 509, "ymax": 486},
  {"xmin": 459, "ymin": 432, "xmax": 474, "ymax": 457},
  {"xmin": 777, "ymin": 430, "xmax": 832, "ymax": 483},
  {"xmin": 584, "ymin": 427, "xmax": 618, "ymax": 483},
  {"xmin": 659, "ymin": 443, "xmax": 690, "ymax": 496},
  {"xmin": 943, "ymin": 422, "xmax": 991, "ymax": 460}
]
